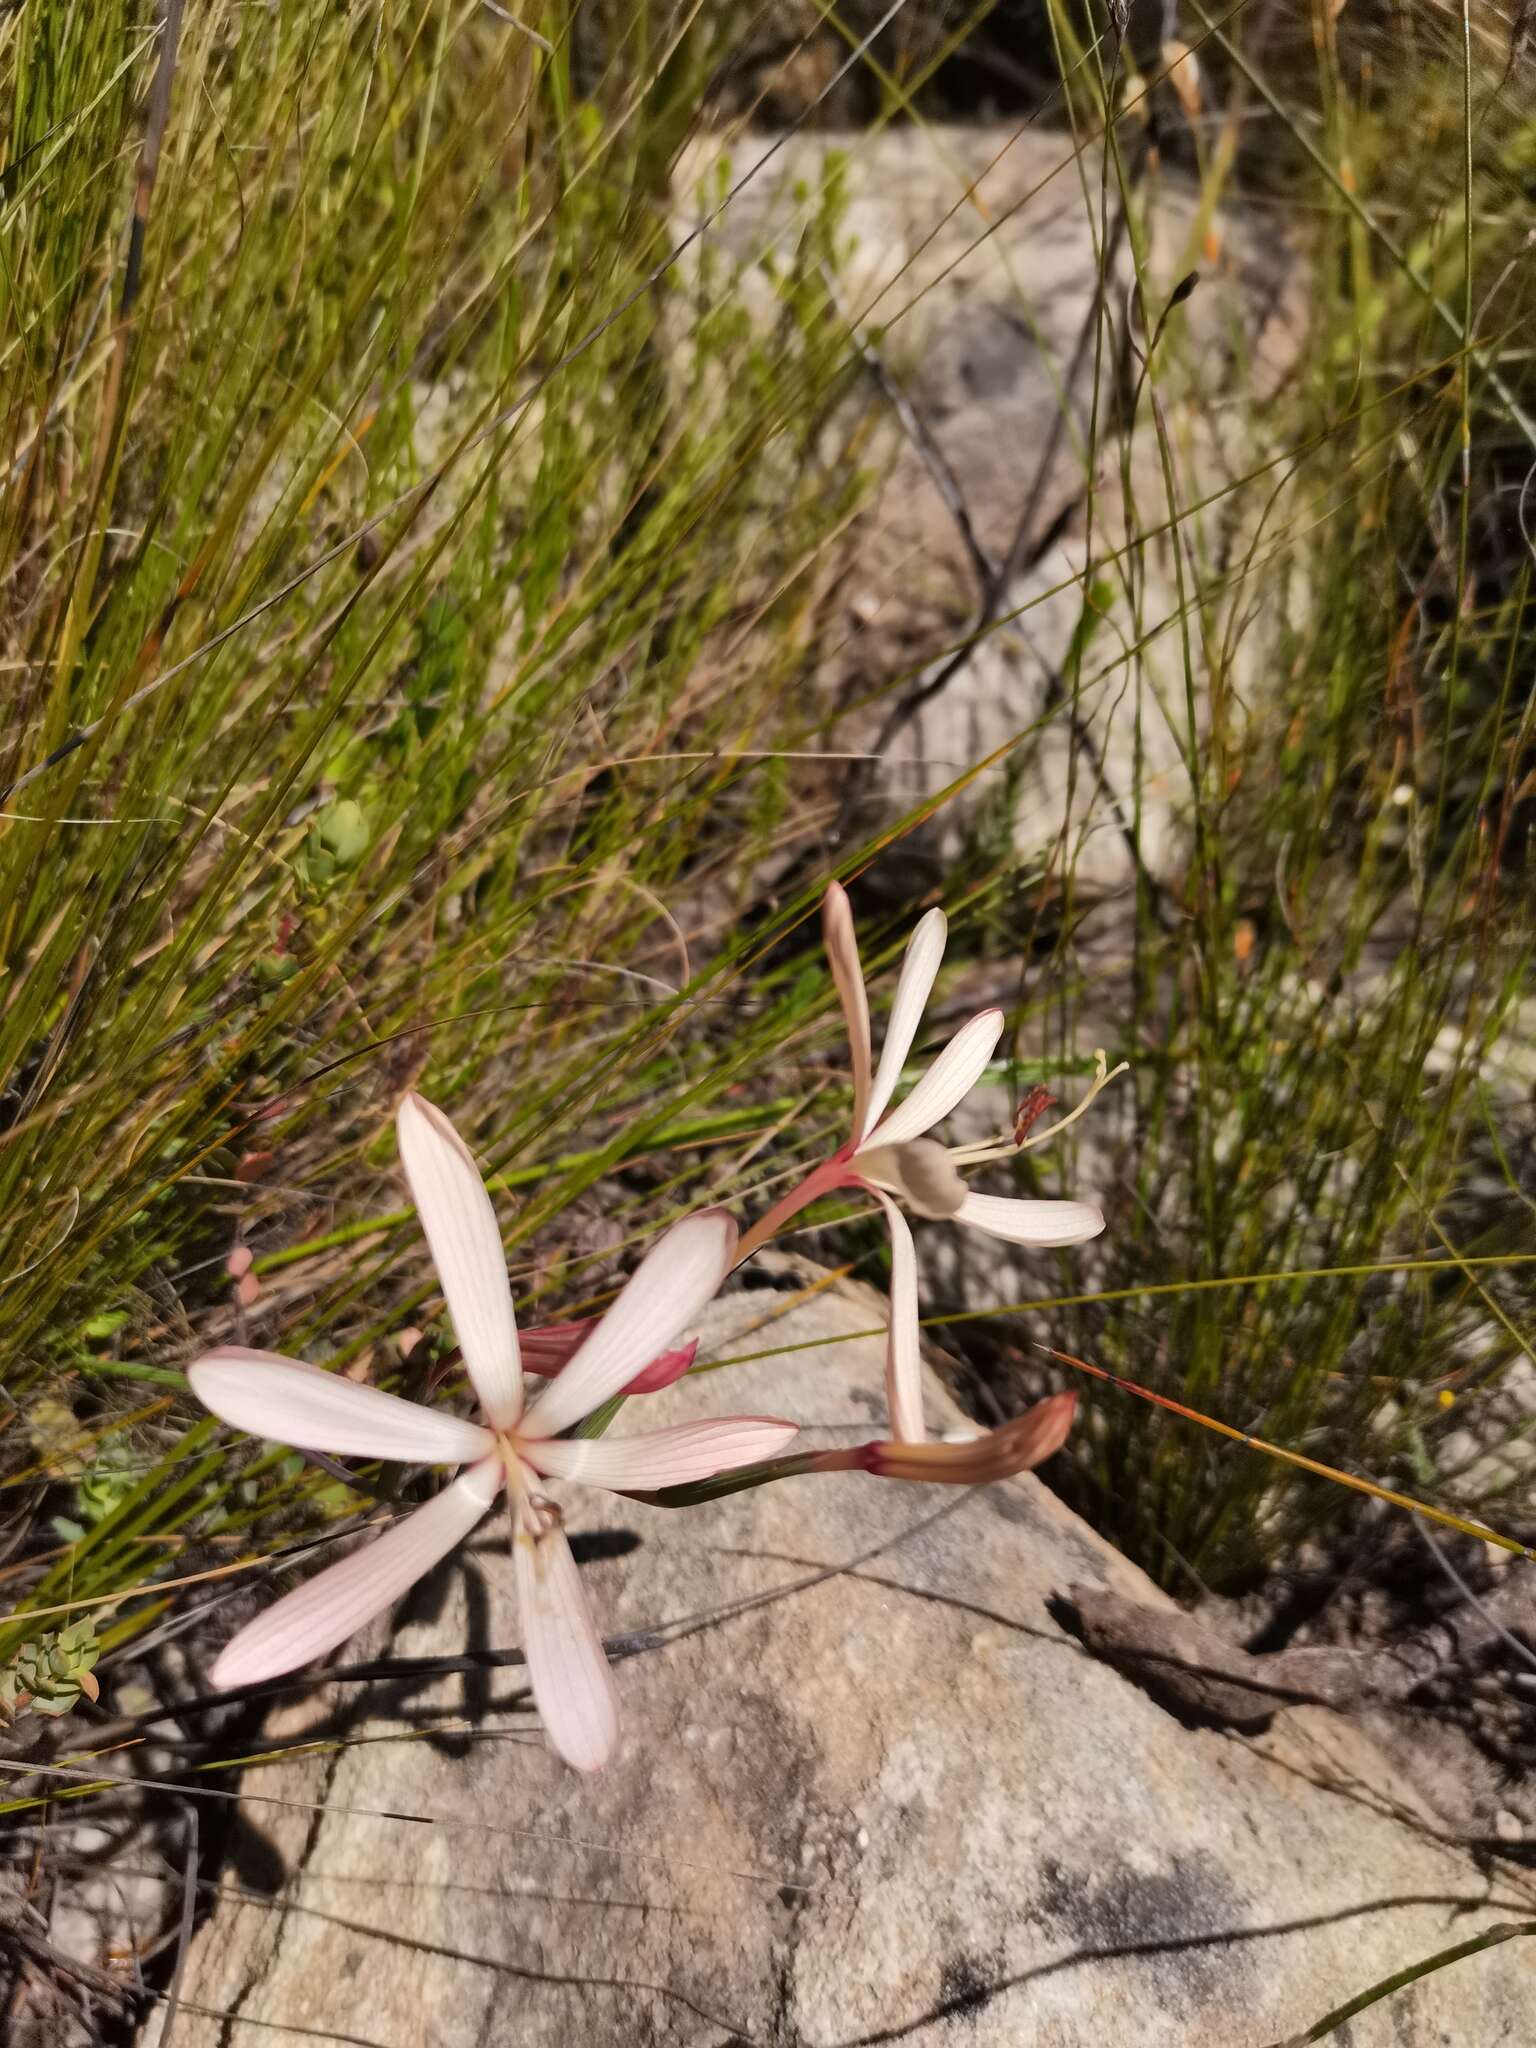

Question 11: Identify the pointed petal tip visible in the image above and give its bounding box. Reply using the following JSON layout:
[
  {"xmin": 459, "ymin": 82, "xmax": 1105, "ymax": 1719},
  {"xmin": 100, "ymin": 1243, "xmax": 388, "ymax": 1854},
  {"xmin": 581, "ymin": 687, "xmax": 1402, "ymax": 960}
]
[
  {"xmin": 396, "ymin": 1091, "xmax": 502, "ymax": 1195},
  {"xmin": 397, "ymin": 1087, "xmax": 464, "ymax": 1152},
  {"xmin": 515, "ymin": 1523, "xmax": 620, "ymax": 1773},
  {"xmin": 562, "ymin": 1742, "xmax": 614, "ymax": 1775},
  {"xmin": 691, "ymin": 1204, "xmax": 739, "ymax": 1259},
  {"xmin": 955, "ymin": 1191, "xmax": 1105, "ymax": 1248},
  {"xmin": 1007, "ymin": 1389, "xmax": 1078, "ymax": 1469},
  {"xmin": 206, "ymin": 1457, "xmax": 502, "ymax": 1691},
  {"xmin": 208, "ymin": 1638, "xmax": 262, "ymax": 1692}
]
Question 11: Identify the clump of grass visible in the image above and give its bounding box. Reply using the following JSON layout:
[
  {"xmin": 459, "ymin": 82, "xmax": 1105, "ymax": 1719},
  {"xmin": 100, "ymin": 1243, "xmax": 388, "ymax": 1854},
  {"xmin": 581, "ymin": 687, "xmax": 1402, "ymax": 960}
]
[
  {"xmin": 996, "ymin": 0, "xmax": 1536, "ymax": 1588},
  {"xmin": 0, "ymin": 2, "xmax": 871, "ymax": 1667}
]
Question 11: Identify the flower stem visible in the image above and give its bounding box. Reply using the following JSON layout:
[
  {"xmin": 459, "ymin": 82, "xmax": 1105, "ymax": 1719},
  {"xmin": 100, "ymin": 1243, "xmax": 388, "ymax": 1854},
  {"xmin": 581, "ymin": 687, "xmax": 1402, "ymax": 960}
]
[{"xmin": 734, "ymin": 1154, "xmax": 853, "ymax": 1268}]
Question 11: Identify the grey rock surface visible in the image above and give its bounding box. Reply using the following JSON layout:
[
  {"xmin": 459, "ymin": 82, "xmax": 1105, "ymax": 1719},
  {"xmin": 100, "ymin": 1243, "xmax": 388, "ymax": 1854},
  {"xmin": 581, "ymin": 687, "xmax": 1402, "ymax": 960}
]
[
  {"xmin": 679, "ymin": 125, "xmax": 1305, "ymax": 904},
  {"xmin": 141, "ymin": 1272, "xmax": 1536, "ymax": 2047}
]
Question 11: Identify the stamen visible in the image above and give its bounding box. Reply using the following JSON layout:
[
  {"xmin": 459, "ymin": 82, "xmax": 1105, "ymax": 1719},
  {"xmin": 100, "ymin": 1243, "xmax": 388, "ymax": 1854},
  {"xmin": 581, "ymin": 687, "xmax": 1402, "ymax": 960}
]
[
  {"xmin": 946, "ymin": 1050, "xmax": 1128, "ymax": 1167},
  {"xmin": 1017, "ymin": 1050, "xmax": 1128, "ymax": 1154},
  {"xmin": 524, "ymin": 1492, "xmax": 563, "ymax": 1541},
  {"xmin": 506, "ymin": 1452, "xmax": 561, "ymax": 1542},
  {"xmin": 1013, "ymin": 1085, "xmax": 1056, "ymax": 1144}
]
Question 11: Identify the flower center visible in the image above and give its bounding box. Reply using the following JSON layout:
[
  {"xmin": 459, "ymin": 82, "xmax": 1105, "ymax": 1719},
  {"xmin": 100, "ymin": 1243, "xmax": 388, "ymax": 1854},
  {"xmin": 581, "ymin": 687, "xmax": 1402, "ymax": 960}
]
[
  {"xmin": 852, "ymin": 1138, "xmax": 967, "ymax": 1218},
  {"xmin": 497, "ymin": 1428, "xmax": 561, "ymax": 1540}
]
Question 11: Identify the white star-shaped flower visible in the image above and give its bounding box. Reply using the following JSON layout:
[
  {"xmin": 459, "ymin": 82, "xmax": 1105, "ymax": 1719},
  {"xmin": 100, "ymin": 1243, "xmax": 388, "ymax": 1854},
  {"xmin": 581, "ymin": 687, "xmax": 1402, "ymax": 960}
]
[
  {"xmin": 190, "ymin": 1093, "xmax": 795, "ymax": 1771},
  {"xmin": 739, "ymin": 885, "xmax": 1115, "ymax": 1442}
]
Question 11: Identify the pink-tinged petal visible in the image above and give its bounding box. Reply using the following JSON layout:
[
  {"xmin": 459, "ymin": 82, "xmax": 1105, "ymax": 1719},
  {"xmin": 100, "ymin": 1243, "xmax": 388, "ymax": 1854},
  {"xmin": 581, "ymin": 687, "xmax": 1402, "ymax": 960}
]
[
  {"xmin": 189, "ymin": 1349, "xmax": 495, "ymax": 1465},
  {"xmin": 610, "ymin": 1340, "xmax": 697, "ymax": 1396},
  {"xmin": 872, "ymin": 1191, "xmax": 925, "ymax": 1444},
  {"xmin": 397, "ymin": 1092, "xmax": 522, "ymax": 1427},
  {"xmin": 519, "ymin": 1320, "xmax": 697, "ymax": 1396},
  {"xmin": 956, "ymin": 1191, "xmax": 1105, "ymax": 1247},
  {"xmin": 524, "ymin": 1416, "xmax": 797, "ymax": 1491},
  {"xmin": 514, "ymin": 1516, "xmax": 619, "ymax": 1772},
  {"xmin": 516, "ymin": 1319, "xmax": 592, "ymax": 1374},
  {"xmin": 823, "ymin": 882, "xmax": 872, "ymax": 1142},
  {"xmin": 863, "ymin": 1008, "xmax": 1005, "ymax": 1149},
  {"xmin": 209, "ymin": 1457, "xmax": 503, "ymax": 1689},
  {"xmin": 861, "ymin": 907, "xmax": 947, "ymax": 1142},
  {"xmin": 520, "ymin": 1211, "xmax": 737, "ymax": 1441}
]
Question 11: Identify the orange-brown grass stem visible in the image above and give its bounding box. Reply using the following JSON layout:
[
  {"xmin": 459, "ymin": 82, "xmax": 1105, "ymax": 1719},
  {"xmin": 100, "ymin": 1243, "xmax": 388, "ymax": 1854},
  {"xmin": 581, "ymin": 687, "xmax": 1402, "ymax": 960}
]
[{"xmin": 1043, "ymin": 1345, "xmax": 1536, "ymax": 1564}]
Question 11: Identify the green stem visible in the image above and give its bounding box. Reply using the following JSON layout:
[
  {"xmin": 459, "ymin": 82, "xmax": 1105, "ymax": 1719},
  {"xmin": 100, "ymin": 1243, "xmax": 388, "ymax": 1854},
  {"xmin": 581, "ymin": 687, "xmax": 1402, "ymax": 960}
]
[{"xmin": 1263, "ymin": 1922, "xmax": 1536, "ymax": 2048}]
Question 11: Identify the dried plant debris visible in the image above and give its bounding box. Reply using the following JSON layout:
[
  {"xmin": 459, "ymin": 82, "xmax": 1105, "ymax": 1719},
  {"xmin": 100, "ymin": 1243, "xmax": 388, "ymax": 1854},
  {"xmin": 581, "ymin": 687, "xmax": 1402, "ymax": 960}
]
[{"xmin": 1061, "ymin": 1567, "xmax": 1536, "ymax": 1734}]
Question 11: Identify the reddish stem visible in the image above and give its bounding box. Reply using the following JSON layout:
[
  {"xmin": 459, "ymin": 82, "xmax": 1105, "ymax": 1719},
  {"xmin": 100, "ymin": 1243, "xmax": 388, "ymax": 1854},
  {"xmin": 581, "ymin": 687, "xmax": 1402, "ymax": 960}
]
[{"xmin": 733, "ymin": 1150, "xmax": 858, "ymax": 1269}]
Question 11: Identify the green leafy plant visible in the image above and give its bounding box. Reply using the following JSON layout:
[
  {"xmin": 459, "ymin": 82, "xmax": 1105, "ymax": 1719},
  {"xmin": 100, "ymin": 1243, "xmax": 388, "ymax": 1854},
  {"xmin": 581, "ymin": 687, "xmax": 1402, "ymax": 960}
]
[{"xmin": 0, "ymin": 1621, "xmax": 101, "ymax": 1723}]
